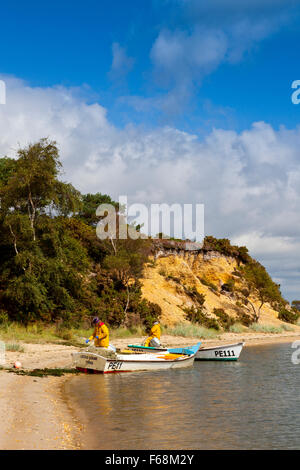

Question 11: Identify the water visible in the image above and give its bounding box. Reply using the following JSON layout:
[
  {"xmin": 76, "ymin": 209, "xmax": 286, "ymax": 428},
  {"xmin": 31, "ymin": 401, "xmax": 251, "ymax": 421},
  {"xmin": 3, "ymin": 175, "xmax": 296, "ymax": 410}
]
[{"xmin": 65, "ymin": 343, "xmax": 300, "ymax": 449}]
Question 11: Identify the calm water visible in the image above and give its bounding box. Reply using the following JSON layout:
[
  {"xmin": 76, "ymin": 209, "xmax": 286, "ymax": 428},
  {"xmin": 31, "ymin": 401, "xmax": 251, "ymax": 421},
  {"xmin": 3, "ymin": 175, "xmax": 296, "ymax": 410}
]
[{"xmin": 65, "ymin": 343, "xmax": 300, "ymax": 449}]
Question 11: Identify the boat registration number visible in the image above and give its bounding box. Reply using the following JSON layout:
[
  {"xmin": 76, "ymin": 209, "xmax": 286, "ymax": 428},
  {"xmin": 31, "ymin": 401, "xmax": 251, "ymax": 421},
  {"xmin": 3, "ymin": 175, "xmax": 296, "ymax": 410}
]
[
  {"xmin": 107, "ymin": 361, "xmax": 123, "ymax": 370},
  {"xmin": 215, "ymin": 350, "xmax": 235, "ymax": 357}
]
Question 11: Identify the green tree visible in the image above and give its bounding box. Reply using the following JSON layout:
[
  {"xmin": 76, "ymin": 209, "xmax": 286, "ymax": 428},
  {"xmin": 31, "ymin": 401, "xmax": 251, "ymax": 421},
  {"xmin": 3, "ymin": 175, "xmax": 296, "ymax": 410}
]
[
  {"xmin": 78, "ymin": 193, "xmax": 119, "ymax": 226},
  {"xmin": 102, "ymin": 238, "xmax": 150, "ymax": 324},
  {"xmin": 240, "ymin": 262, "xmax": 283, "ymax": 322},
  {"xmin": 0, "ymin": 139, "xmax": 81, "ymax": 245},
  {"xmin": 0, "ymin": 140, "xmax": 96, "ymax": 324},
  {"xmin": 0, "ymin": 157, "xmax": 17, "ymax": 186}
]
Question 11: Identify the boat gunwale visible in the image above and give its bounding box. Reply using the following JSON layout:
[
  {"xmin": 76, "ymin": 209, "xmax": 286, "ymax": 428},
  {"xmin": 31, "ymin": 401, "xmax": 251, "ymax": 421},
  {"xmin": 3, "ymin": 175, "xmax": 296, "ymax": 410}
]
[{"xmin": 198, "ymin": 342, "xmax": 245, "ymax": 352}]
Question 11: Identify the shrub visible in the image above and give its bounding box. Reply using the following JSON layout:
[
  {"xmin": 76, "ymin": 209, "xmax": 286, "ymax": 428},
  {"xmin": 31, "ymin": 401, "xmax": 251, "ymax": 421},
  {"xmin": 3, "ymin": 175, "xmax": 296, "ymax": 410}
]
[
  {"xmin": 240, "ymin": 288, "xmax": 250, "ymax": 297},
  {"xmin": 200, "ymin": 277, "xmax": 218, "ymax": 292},
  {"xmin": 0, "ymin": 310, "xmax": 9, "ymax": 325},
  {"xmin": 183, "ymin": 306, "xmax": 220, "ymax": 330},
  {"xmin": 236, "ymin": 310, "xmax": 254, "ymax": 327},
  {"xmin": 183, "ymin": 287, "xmax": 205, "ymax": 306},
  {"xmin": 159, "ymin": 268, "xmax": 167, "ymax": 277},
  {"xmin": 213, "ymin": 308, "xmax": 235, "ymax": 331},
  {"xmin": 203, "ymin": 236, "xmax": 251, "ymax": 263},
  {"xmin": 278, "ymin": 308, "xmax": 300, "ymax": 325},
  {"xmin": 222, "ymin": 278, "xmax": 235, "ymax": 292}
]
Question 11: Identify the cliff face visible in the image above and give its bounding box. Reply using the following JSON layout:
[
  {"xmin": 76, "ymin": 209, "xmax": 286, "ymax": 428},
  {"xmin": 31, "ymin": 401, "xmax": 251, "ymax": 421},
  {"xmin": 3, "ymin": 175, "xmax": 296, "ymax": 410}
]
[{"xmin": 141, "ymin": 240, "xmax": 285, "ymax": 327}]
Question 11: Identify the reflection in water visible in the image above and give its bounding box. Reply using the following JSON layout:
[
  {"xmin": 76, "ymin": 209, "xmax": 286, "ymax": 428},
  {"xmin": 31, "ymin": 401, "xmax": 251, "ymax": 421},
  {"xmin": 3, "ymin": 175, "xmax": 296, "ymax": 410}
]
[{"xmin": 65, "ymin": 343, "xmax": 300, "ymax": 449}]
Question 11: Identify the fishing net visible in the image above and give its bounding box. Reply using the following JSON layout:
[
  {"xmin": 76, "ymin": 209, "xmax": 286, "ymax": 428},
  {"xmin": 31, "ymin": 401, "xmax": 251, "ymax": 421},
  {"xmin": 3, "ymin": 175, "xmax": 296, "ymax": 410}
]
[{"xmin": 85, "ymin": 345, "xmax": 118, "ymax": 359}]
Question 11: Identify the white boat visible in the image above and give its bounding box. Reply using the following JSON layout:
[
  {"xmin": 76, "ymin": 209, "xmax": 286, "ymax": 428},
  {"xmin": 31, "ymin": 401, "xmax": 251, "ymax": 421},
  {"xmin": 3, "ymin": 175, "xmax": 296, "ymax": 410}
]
[
  {"xmin": 195, "ymin": 342, "xmax": 245, "ymax": 361},
  {"xmin": 72, "ymin": 343, "xmax": 201, "ymax": 374}
]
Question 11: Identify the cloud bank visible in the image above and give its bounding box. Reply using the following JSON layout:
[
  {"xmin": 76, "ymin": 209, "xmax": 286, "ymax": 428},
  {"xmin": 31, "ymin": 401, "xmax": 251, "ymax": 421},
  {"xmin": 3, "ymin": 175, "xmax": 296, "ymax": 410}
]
[{"xmin": 0, "ymin": 77, "xmax": 300, "ymax": 300}]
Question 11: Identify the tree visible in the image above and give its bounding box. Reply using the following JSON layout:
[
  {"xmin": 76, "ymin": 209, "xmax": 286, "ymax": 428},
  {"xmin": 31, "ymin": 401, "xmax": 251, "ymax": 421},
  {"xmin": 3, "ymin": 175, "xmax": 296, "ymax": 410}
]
[
  {"xmin": 0, "ymin": 139, "xmax": 161, "ymax": 328},
  {"xmin": 0, "ymin": 139, "xmax": 81, "ymax": 250},
  {"xmin": 240, "ymin": 262, "xmax": 283, "ymax": 322},
  {"xmin": 0, "ymin": 157, "xmax": 17, "ymax": 186},
  {"xmin": 78, "ymin": 193, "xmax": 119, "ymax": 227},
  {"xmin": 0, "ymin": 140, "xmax": 96, "ymax": 324},
  {"xmin": 102, "ymin": 238, "xmax": 150, "ymax": 325}
]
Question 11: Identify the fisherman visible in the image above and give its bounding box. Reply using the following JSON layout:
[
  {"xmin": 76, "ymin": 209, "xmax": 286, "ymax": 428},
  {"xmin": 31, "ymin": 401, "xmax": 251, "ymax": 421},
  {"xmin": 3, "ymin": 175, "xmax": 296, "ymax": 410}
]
[
  {"xmin": 86, "ymin": 317, "xmax": 109, "ymax": 348},
  {"xmin": 144, "ymin": 321, "xmax": 161, "ymax": 347}
]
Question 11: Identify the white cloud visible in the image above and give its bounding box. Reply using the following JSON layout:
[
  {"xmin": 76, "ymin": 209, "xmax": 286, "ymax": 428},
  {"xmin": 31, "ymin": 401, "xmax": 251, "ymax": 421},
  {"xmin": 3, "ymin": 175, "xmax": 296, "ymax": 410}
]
[
  {"xmin": 151, "ymin": 27, "xmax": 228, "ymax": 87},
  {"xmin": 109, "ymin": 42, "xmax": 134, "ymax": 81},
  {"xmin": 145, "ymin": 0, "xmax": 299, "ymax": 113},
  {"xmin": 1, "ymin": 77, "xmax": 300, "ymax": 300}
]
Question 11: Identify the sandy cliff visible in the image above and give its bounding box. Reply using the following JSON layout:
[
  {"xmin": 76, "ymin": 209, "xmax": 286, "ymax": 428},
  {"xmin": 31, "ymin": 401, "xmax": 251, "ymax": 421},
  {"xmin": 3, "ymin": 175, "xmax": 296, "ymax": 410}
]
[{"xmin": 141, "ymin": 240, "xmax": 295, "ymax": 328}]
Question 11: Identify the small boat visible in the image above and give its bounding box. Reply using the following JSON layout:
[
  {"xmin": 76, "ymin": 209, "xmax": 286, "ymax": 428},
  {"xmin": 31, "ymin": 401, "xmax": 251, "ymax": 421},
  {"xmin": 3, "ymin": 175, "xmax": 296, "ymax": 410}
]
[
  {"xmin": 126, "ymin": 344, "xmax": 168, "ymax": 354},
  {"xmin": 195, "ymin": 342, "xmax": 245, "ymax": 361},
  {"xmin": 72, "ymin": 343, "xmax": 201, "ymax": 374},
  {"xmin": 126, "ymin": 344, "xmax": 203, "ymax": 355}
]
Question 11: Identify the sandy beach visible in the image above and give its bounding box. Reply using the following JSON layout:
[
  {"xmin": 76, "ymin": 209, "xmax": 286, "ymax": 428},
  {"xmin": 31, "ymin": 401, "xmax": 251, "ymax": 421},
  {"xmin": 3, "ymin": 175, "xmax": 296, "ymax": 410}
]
[{"xmin": 1, "ymin": 331, "xmax": 300, "ymax": 450}]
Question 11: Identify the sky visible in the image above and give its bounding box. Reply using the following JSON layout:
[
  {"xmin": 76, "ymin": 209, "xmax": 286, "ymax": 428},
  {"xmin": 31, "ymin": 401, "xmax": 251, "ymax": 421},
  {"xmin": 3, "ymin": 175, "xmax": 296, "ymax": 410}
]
[{"xmin": 1, "ymin": 0, "xmax": 300, "ymax": 301}]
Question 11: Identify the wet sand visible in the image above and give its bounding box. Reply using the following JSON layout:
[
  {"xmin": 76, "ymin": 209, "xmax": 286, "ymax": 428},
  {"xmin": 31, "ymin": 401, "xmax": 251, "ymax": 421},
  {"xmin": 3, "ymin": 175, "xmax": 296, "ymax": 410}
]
[{"xmin": 0, "ymin": 372, "xmax": 82, "ymax": 449}]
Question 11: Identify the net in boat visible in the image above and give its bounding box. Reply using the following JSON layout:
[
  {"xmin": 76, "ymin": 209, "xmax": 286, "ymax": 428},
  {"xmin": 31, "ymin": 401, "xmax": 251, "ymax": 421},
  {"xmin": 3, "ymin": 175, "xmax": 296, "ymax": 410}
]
[{"xmin": 85, "ymin": 345, "xmax": 118, "ymax": 359}]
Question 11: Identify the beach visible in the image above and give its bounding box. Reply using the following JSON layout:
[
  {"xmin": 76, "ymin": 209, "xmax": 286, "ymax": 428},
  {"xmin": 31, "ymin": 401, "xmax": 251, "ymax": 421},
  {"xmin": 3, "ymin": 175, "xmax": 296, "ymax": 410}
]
[{"xmin": 1, "ymin": 331, "xmax": 300, "ymax": 450}]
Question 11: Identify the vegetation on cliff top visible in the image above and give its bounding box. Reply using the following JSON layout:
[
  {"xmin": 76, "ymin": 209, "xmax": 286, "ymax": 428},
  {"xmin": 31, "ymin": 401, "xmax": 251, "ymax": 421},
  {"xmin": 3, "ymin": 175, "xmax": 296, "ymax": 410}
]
[
  {"xmin": 0, "ymin": 139, "xmax": 292, "ymax": 331},
  {"xmin": 0, "ymin": 139, "xmax": 159, "ymax": 330}
]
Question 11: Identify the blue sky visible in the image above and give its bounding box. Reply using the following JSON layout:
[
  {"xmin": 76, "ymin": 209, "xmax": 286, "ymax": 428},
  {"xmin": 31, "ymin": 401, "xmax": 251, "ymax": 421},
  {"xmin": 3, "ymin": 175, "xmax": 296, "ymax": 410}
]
[
  {"xmin": 1, "ymin": 0, "xmax": 300, "ymax": 132},
  {"xmin": 1, "ymin": 0, "xmax": 300, "ymax": 300}
]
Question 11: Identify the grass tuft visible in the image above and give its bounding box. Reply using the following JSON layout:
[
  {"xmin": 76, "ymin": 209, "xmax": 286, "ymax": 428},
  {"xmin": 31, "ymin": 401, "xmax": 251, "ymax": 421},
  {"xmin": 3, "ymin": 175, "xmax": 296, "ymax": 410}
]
[
  {"xmin": 167, "ymin": 323, "xmax": 219, "ymax": 339},
  {"xmin": 249, "ymin": 324, "xmax": 284, "ymax": 334},
  {"xmin": 110, "ymin": 326, "xmax": 145, "ymax": 339},
  {"xmin": 229, "ymin": 323, "xmax": 246, "ymax": 334},
  {"xmin": 6, "ymin": 343, "xmax": 25, "ymax": 353},
  {"xmin": 281, "ymin": 323, "xmax": 294, "ymax": 332}
]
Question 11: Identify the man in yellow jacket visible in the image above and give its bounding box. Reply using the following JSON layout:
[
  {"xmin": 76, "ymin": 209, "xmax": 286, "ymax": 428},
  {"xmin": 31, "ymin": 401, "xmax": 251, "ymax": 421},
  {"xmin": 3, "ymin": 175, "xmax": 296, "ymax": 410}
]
[
  {"xmin": 144, "ymin": 321, "xmax": 161, "ymax": 347},
  {"xmin": 86, "ymin": 317, "xmax": 109, "ymax": 348}
]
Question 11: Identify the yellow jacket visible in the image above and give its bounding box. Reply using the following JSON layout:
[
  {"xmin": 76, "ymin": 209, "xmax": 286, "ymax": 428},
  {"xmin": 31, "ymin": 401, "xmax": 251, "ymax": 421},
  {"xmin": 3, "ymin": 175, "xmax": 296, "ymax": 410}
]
[
  {"xmin": 145, "ymin": 323, "xmax": 161, "ymax": 346},
  {"xmin": 90, "ymin": 322, "xmax": 109, "ymax": 348},
  {"xmin": 150, "ymin": 323, "xmax": 161, "ymax": 339}
]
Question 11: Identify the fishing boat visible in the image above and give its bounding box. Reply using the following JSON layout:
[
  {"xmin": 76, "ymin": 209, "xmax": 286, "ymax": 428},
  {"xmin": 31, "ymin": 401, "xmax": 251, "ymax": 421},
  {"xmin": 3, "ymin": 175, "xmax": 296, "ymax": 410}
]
[
  {"xmin": 195, "ymin": 342, "xmax": 245, "ymax": 361},
  {"xmin": 126, "ymin": 344, "xmax": 168, "ymax": 354},
  {"xmin": 72, "ymin": 343, "xmax": 201, "ymax": 374}
]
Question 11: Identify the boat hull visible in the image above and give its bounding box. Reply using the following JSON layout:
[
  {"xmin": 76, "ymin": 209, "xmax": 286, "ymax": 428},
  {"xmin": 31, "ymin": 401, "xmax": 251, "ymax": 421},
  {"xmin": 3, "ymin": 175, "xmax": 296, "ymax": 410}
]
[
  {"xmin": 195, "ymin": 342, "xmax": 245, "ymax": 361},
  {"xmin": 72, "ymin": 350, "xmax": 197, "ymax": 373}
]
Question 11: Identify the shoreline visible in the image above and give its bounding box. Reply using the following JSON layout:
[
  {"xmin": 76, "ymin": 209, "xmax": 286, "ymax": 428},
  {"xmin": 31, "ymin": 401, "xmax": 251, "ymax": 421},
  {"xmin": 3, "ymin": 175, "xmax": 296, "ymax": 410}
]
[
  {"xmin": 0, "ymin": 372, "xmax": 82, "ymax": 449},
  {"xmin": 1, "ymin": 331, "xmax": 300, "ymax": 449}
]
